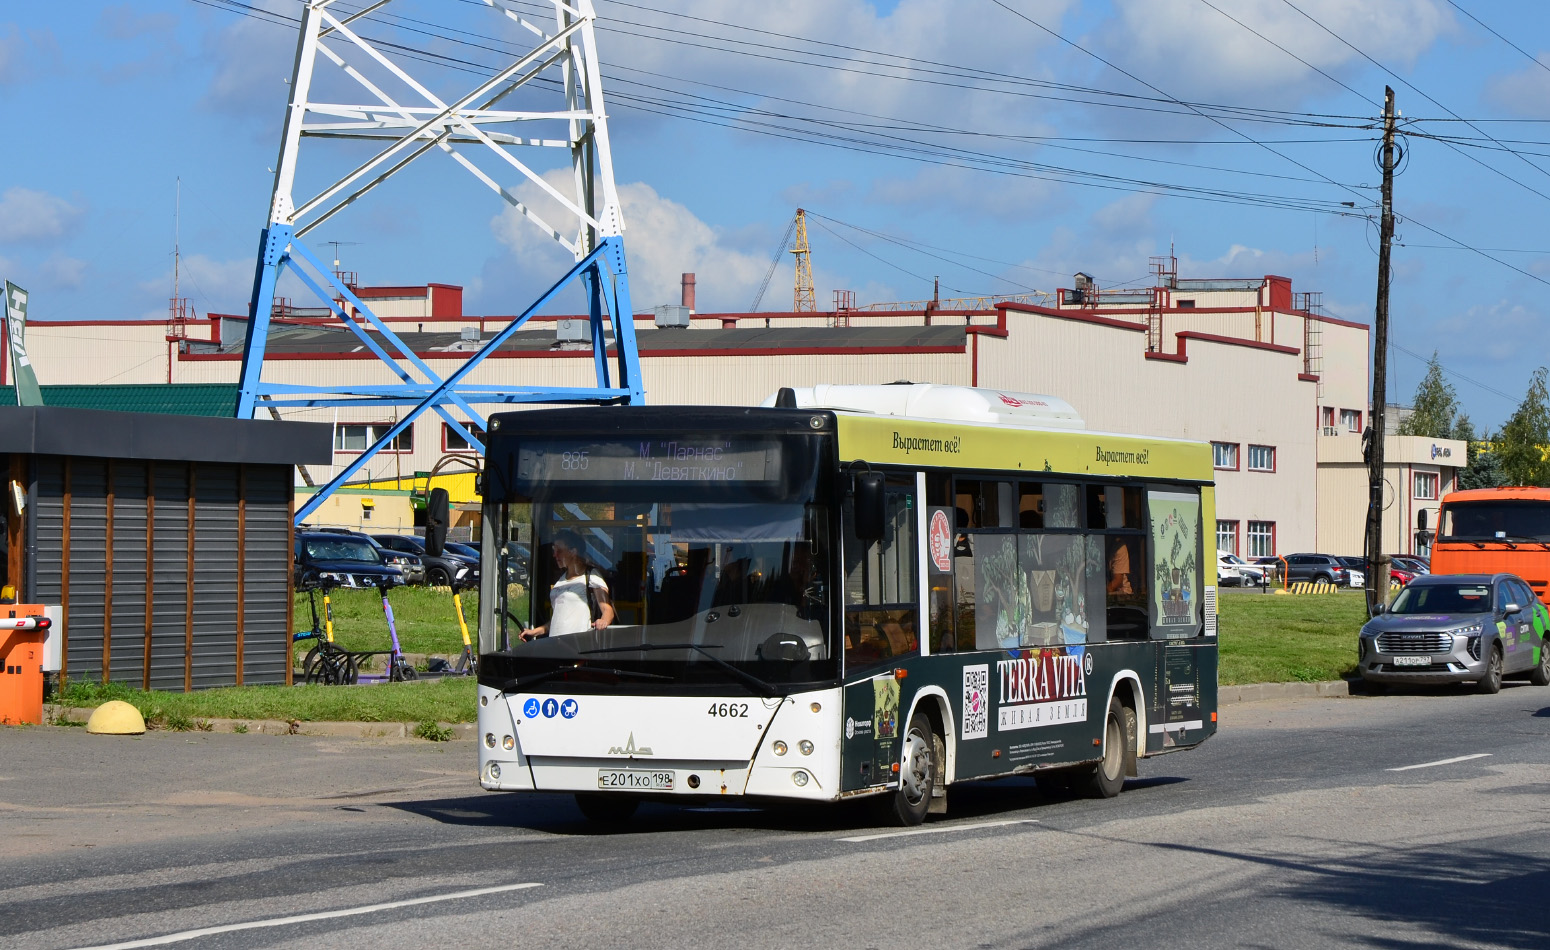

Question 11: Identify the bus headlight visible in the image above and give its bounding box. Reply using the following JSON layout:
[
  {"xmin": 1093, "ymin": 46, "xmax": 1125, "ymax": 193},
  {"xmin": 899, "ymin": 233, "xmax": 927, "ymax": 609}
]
[
  {"xmin": 798, "ymin": 740, "xmax": 814, "ymax": 756},
  {"xmin": 502, "ymin": 735, "xmax": 515, "ymax": 751},
  {"xmin": 773, "ymin": 740, "xmax": 788, "ymax": 756},
  {"xmin": 486, "ymin": 762, "xmax": 502, "ymax": 782},
  {"xmin": 791, "ymin": 770, "xmax": 809, "ymax": 787},
  {"xmin": 485, "ymin": 733, "xmax": 496, "ymax": 748}
]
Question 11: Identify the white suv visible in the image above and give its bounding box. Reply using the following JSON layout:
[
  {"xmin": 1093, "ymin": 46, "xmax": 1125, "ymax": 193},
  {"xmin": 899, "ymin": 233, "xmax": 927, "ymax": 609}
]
[{"xmin": 1218, "ymin": 552, "xmax": 1267, "ymax": 587}]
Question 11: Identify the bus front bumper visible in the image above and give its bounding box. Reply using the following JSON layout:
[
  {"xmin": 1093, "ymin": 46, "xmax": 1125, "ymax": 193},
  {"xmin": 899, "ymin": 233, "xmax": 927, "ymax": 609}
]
[{"xmin": 476, "ymin": 685, "xmax": 843, "ymax": 801}]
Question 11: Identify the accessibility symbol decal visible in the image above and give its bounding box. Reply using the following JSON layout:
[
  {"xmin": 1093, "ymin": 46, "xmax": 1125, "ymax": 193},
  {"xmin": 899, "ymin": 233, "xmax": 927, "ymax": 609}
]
[
  {"xmin": 561, "ymin": 699, "xmax": 579, "ymax": 719},
  {"xmin": 522, "ymin": 698, "xmax": 540, "ymax": 719},
  {"xmin": 542, "ymin": 698, "xmax": 559, "ymax": 718}
]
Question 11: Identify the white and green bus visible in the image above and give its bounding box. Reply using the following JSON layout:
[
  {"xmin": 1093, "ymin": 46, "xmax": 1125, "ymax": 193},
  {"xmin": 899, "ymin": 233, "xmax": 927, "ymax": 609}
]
[{"xmin": 476, "ymin": 384, "xmax": 1218, "ymax": 825}]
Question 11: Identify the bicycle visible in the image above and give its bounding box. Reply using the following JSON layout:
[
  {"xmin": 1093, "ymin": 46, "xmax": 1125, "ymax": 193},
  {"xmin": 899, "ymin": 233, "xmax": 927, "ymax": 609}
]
[{"xmin": 293, "ymin": 572, "xmax": 358, "ymax": 685}]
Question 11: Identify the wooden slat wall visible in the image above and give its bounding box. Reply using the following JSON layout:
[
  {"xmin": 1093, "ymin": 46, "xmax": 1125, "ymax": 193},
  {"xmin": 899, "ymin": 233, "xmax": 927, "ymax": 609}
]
[{"xmin": 27, "ymin": 455, "xmax": 297, "ymax": 691}]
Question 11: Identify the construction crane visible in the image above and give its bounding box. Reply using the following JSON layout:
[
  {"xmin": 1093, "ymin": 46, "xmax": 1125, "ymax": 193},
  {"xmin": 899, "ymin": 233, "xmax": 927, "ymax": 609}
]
[
  {"xmin": 792, "ymin": 208, "xmax": 816, "ymax": 312},
  {"xmin": 748, "ymin": 215, "xmax": 797, "ymax": 312}
]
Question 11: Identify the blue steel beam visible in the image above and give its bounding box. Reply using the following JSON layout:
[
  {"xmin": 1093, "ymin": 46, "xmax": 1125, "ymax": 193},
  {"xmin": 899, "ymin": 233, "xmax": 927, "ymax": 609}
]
[{"xmin": 292, "ymin": 238, "xmax": 637, "ymax": 524}]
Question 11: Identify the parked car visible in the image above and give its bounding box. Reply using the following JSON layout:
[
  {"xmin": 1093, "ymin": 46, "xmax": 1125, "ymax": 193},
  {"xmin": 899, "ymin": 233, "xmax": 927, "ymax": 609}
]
[
  {"xmin": 1390, "ymin": 555, "xmax": 1430, "ymax": 576},
  {"xmin": 1218, "ymin": 552, "xmax": 1267, "ymax": 587},
  {"xmin": 1283, "ymin": 553, "xmax": 1363, "ymax": 587},
  {"xmin": 294, "ymin": 531, "xmax": 404, "ymax": 588},
  {"xmin": 1339, "ymin": 556, "xmax": 1416, "ymax": 588},
  {"xmin": 373, "ymin": 533, "xmax": 477, "ymax": 588},
  {"xmin": 1248, "ymin": 555, "xmax": 1284, "ymax": 583},
  {"xmin": 1358, "ymin": 573, "xmax": 1550, "ymax": 692},
  {"xmin": 306, "ymin": 527, "xmax": 425, "ymax": 584}
]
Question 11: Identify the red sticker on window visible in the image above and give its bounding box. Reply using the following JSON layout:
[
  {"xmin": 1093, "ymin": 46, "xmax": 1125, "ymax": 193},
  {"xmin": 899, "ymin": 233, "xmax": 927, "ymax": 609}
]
[{"xmin": 929, "ymin": 508, "xmax": 953, "ymax": 573}]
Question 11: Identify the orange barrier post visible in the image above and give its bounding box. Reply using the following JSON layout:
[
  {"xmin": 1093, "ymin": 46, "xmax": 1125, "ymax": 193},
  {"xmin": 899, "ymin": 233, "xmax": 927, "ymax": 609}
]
[{"xmin": 0, "ymin": 605, "xmax": 51, "ymax": 725}]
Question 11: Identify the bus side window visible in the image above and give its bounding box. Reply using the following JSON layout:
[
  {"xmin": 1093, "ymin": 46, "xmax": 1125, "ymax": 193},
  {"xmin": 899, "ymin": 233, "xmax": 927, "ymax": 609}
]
[
  {"xmin": 843, "ymin": 481, "xmax": 920, "ymax": 671},
  {"xmin": 927, "ymin": 473, "xmax": 956, "ymax": 653}
]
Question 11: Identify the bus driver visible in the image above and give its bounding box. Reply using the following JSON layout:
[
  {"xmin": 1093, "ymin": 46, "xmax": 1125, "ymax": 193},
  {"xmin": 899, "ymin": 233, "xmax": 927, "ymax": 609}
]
[{"xmin": 521, "ymin": 529, "xmax": 615, "ymax": 640}]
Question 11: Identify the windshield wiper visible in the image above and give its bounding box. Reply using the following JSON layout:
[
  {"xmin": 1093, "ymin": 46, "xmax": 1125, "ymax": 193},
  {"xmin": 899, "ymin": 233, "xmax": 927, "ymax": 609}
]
[
  {"xmin": 501, "ymin": 664, "xmax": 675, "ymax": 692},
  {"xmin": 580, "ymin": 643, "xmax": 781, "ymax": 697}
]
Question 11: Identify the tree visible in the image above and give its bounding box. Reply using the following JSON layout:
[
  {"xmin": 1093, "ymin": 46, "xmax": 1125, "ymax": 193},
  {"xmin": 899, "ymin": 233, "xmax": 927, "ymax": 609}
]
[
  {"xmin": 1497, "ymin": 367, "xmax": 1550, "ymax": 487},
  {"xmin": 1397, "ymin": 352, "xmax": 1460, "ymax": 438}
]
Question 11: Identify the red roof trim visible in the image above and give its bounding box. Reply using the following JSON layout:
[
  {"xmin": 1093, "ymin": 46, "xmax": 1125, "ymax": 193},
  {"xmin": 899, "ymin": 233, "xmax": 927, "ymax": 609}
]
[
  {"xmin": 1144, "ymin": 350, "xmax": 1188, "ymax": 364},
  {"xmin": 1176, "ymin": 330, "xmax": 1300, "ymax": 356},
  {"xmin": 178, "ymin": 344, "xmax": 968, "ymax": 363},
  {"xmin": 1298, "ymin": 373, "xmax": 1320, "ymax": 382},
  {"xmin": 999, "ymin": 302, "xmax": 1147, "ymax": 333}
]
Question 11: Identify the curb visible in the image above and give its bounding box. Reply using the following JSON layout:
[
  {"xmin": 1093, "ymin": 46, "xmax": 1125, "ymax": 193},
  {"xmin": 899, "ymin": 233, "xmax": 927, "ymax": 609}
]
[
  {"xmin": 42, "ymin": 704, "xmax": 475, "ymax": 740},
  {"xmin": 43, "ymin": 680, "xmax": 1358, "ymax": 738},
  {"xmin": 1219, "ymin": 680, "xmax": 1356, "ymax": 704}
]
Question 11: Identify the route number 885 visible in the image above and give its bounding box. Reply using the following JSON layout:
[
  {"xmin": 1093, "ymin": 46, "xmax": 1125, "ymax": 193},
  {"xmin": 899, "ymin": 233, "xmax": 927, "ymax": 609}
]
[{"xmin": 560, "ymin": 450, "xmax": 589, "ymax": 470}]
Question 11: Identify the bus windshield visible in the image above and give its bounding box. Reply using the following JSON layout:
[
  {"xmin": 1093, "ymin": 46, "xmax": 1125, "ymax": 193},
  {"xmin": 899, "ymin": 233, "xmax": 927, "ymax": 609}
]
[
  {"xmin": 487, "ymin": 432, "xmax": 836, "ymax": 693},
  {"xmin": 1439, "ymin": 501, "xmax": 1550, "ymax": 542}
]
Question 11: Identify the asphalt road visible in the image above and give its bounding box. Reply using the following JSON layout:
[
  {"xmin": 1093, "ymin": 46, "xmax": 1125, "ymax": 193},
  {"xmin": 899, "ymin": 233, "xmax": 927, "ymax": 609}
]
[{"xmin": 3, "ymin": 683, "xmax": 1549, "ymax": 950}]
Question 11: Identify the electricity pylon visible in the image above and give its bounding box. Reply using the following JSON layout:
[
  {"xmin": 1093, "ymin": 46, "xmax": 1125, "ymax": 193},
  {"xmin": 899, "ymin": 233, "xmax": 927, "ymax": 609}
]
[{"xmin": 233, "ymin": 0, "xmax": 643, "ymax": 524}]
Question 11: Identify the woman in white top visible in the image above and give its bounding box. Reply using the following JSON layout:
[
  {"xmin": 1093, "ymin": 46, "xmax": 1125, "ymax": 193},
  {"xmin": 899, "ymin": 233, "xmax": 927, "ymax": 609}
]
[{"xmin": 521, "ymin": 530, "xmax": 614, "ymax": 639}]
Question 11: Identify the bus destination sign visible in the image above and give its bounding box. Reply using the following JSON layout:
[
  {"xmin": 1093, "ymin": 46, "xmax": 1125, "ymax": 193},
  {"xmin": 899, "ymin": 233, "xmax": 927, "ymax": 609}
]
[{"xmin": 518, "ymin": 438, "xmax": 781, "ymax": 484}]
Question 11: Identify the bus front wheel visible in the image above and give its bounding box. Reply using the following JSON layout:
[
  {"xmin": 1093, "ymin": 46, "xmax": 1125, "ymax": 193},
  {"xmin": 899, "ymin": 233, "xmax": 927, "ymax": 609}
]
[
  {"xmin": 873, "ymin": 710, "xmax": 938, "ymax": 827},
  {"xmin": 1077, "ymin": 698, "xmax": 1128, "ymax": 799}
]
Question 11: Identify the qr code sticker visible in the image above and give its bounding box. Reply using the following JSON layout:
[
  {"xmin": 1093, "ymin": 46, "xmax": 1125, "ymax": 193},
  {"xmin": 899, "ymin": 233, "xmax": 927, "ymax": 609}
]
[{"xmin": 962, "ymin": 664, "xmax": 989, "ymax": 740}]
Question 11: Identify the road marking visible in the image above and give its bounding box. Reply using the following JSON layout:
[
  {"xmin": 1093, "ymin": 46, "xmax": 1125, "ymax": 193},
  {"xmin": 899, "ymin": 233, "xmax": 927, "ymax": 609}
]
[
  {"xmin": 839, "ymin": 819, "xmax": 1037, "ymax": 843},
  {"xmin": 1386, "ymin": 753, "xmax": 1493, "ymax": 772},
  {"xmin": 69, "ymin": 882, "xmax": 543, "ymax": 950}
]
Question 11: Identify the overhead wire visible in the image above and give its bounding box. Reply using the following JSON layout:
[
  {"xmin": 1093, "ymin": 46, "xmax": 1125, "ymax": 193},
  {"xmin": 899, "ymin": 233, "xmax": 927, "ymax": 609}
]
[{"xmin": 190, "ymin": 0, "xmax": 1374, "ymax": 218}]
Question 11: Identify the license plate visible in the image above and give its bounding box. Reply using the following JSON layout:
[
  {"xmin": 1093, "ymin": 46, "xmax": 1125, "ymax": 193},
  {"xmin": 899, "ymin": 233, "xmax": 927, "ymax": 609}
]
[
  {"xmin": 1393, "ymin": 655, "xmax": 1432, "ymax": 667},
  {"xmin": 597, "ymin": 769, "xmax": 674, "ymax": 790}
]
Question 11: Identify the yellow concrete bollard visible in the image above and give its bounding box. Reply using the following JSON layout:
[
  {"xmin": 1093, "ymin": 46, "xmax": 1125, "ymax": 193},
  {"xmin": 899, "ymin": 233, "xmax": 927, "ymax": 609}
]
[{"xmin": 86, "ymin": 700, "xmax": 146, "ymax": 735}]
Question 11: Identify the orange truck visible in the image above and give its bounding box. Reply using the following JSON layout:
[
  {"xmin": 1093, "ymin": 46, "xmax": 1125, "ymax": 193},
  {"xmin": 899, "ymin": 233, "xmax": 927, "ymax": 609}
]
[{"xmin": 1430, "ymin": 487, "xmax": 1550, "ymax": 605}]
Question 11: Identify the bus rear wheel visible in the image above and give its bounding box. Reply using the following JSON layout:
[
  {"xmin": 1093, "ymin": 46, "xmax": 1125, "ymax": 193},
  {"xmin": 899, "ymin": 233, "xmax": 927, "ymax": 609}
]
[
  {"xmin": 873, "ymin": 710, "xmax": 937, "ymax": 827},
  {"xmin": 575, "ymin": 793, "xmax": 639, "ymax": 825},
  {"xmin": 1076, "ymin": 698, "xmax": 1128, "ymax": 799}
]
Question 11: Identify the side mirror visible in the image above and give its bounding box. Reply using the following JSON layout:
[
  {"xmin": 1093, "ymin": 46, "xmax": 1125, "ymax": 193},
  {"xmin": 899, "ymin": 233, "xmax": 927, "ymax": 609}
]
[
  {"xmin": 426, "ymin": 487, "xmax": 450, "ymax": 557},
  {"xmin": 1417, "ymin": 508, "xmax": 1429, "ymax": 531},
  {"xmin": 1370, "ymin": 602, "xmax": 1385, "ymax": 616},
  {"xmin": 853, "ymin": 472, "xmax": 886, "ymax": 542},
  {"xmin": 1505, "ymin": 603, "xmax": 1522, "ymax": 615}
]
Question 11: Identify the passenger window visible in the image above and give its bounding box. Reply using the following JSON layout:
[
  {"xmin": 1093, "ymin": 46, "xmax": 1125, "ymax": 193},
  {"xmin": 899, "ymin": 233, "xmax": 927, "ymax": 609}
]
[
  {"xmin": 1105, "ymin": 535, "xmax": 1148, "ymax": 640},
  {"xmin": 957, "ymin": 480, "xmax": 1013, "ymax": 529},
  {"xmin": 1018, "ymin": 482, "xmax": 1044, "ymax": 530},
  {"xmin": 844, "ymin": 483, "xmax": 919, "ymax": 671}
]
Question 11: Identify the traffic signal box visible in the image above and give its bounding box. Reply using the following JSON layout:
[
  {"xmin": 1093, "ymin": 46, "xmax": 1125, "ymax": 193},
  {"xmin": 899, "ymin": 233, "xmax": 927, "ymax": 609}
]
[{"xmin": 0, "ymin": 605, "xmax": 51, "ymax": 725}]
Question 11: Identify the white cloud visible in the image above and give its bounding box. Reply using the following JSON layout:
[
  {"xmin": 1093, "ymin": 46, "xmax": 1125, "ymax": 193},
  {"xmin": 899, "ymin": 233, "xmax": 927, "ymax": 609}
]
[
  {"xmin": 37, "ymin": 254, "xmax": 86, "ymax": 290},
  {"xmin": 197, "ymin": 2, "xmax": 295, "ymax": 121},
  {"xmin": 1486, "ymin": 54, "xmax": 1550, "ymax": 118},
  {"xmin": 0, "ymin": 23, "xmax": 19, "ymax": 85},
  {"xmin": 0, "ymin": 187, "xmax": 83, "ymax": 243},
  {"xmin": 1101, "ymin": 0, "xmax": 1454, "ymax": 108},
  {"xmin": 491, "ymin": 171, "xmax": 771, "ymax": 312}
]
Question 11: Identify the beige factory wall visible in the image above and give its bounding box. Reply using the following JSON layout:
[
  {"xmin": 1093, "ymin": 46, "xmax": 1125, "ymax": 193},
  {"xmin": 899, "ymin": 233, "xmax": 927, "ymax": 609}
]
[
  {"xmin": 27, "ymin": 323, "xmax": 170, "ymax": 385},
  {"xmin": 1316, "ymin": 434, "xmax": 1463, "ymax": 558},
  {"xmin": 975, "ymin": 309, "xmax": 1318, "ymax": 554},
  {"xmin": 1311, "ymin": 319, "xmax": 1370, "ymax": 419}
]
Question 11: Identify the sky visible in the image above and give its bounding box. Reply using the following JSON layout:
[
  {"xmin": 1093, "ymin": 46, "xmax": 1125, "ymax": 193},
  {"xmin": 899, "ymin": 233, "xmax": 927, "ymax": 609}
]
[{"xmin": 3, "ymin": 1, "xmax": 1550, "ymax": 428}]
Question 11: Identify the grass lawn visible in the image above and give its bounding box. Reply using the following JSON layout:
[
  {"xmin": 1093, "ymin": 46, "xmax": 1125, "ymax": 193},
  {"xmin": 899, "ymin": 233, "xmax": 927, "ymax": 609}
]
[
  {"xmin": 1218, "ymin": 591, "xmax": 1367, "ymax": 685},
  {"xmin": 52, "ymin": 676, "xmax": 478, "ymax": 725},
  {"xmin": 49, "ymin": 586, "xmax": 1365, "ymax": 727}
]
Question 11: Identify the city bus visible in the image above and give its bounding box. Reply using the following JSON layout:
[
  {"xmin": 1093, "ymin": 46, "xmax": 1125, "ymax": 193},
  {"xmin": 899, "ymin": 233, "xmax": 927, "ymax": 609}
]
[
  {"xmin": 1432, "ymin": 486, "xmax": 1550, "ymax": 605},
  {"xmin": 474, "ymin": 384, "xmax": 1219, "ymax": 825}
]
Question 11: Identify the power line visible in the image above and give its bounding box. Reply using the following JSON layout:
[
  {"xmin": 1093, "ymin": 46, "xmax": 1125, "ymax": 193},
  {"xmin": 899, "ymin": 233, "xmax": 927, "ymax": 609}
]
[
  {"xmin": 1194, "ymin": 0, "xmax": 1376, "ymax": 106},
  {"xmin": 1445, "ymin": 0, "xmax": 1550, "ymax": 80}
]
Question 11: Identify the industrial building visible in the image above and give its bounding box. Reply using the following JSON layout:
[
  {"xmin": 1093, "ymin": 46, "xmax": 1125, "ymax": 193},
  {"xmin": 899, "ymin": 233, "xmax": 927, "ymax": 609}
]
[{"xmin": 13, "ymin": 264, "xmax": 1461, "ymax": 558}]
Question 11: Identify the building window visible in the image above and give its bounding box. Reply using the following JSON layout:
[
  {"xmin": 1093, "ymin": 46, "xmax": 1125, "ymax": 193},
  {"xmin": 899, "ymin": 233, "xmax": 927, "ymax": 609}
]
[
  {"xmin": 1321, "ymin": 406, "xmax": 1335, "ymax": 428},
  {"xmin": 1247, "ymin": 521, "xmax": 1276, "ymax": 558},
  {"xmin": 334, "ymin": 423, "xmax": 413, "ymax": 453},
  {"xmin": 443, "ymin": 423, "xmax": 487, "ymax": 453},
  {"xmin": 1247, "ymin": 445, "xmax": 1276, "ymax": 472},
  {"xmin": 1414, "ymin": 471, "xmax": 1438, "ymax": 500},
  {"xmin": 1176, "ymin": 299, "xmax": 1195, "ymax": 309},
  {"xmin": 1341, "ymin": 409, "xmax": 1362, "ymax": 433},
  {"xmin": 1217, "ymin": 520, "xmax": 1239, "ymax": 555},
  {"xmin": 1212, "ymin": 442, "xmax": 1239, "ymax": 471}
]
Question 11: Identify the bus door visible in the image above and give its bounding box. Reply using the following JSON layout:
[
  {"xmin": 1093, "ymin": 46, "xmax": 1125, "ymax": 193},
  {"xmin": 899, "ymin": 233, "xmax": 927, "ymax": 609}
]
[
  {"xmin": 1145, "ymin": 489, "xmax": 1209, "ymax": 750},
  {"xmin": 839, "ymin": 476, "xmax": 920, "ymax": 792}
]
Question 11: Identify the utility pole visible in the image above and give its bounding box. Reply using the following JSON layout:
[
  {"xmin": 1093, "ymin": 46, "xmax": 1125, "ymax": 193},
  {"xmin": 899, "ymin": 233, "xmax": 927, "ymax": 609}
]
[{"xmin": 1365, "ymin": 86, "xmax": 1397, "ymax": 615}]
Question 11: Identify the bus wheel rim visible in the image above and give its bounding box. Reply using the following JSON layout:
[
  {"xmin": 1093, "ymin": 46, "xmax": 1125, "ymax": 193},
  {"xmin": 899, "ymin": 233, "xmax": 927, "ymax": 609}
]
[{"xmin": 900, "ymin": 728, "xmax": 931, "ymax": 804}]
